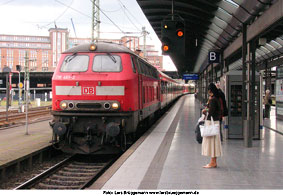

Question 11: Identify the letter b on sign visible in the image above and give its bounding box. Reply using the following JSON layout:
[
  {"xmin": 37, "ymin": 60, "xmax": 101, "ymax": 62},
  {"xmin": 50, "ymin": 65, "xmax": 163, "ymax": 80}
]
[{"xmin": 208, "ymin": 51, "xmax": 220, "ymax": 63}]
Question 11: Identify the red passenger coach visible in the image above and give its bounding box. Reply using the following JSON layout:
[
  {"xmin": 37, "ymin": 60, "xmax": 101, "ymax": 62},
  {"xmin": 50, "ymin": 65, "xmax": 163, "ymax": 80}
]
[{"xmin": 50, "ymin": 42, "xmax": 182, "ymax": 154}]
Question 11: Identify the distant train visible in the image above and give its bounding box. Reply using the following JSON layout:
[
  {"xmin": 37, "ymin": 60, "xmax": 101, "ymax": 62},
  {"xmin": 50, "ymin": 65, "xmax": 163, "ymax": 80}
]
[
  {"xmin": 183, "ymin": 84, "xmax": 195, "ymax": 94},
  {"xmin": 50, "ymin": 42, "xmax": 184, "ymax": 154}
]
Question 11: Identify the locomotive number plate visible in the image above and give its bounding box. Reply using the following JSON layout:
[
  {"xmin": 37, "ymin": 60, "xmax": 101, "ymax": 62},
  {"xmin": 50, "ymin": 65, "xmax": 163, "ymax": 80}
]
[{"xmin": 82, "ymin": 87, "xmax": 95, "ymax": 95}]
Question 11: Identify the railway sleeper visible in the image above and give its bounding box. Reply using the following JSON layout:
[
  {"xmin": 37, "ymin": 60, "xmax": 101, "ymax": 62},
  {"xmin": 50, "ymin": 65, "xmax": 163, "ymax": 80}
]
[
  {"xmin": 37, "ymin": 183, "xmax": 80, "ymax": 189},
  {"xmin": 57, "ymin": 170, "xmax": 95, "ymax": 177},
  {"xmin": 72, "ymin": 161, "xmax": 106, "ymax": 166},
  {"xmin": 67, "ymin": 164, "xmax": 103, "ymax": 169},
  {"xmin": 41, "ymin": 178, "xmax": 86, "ymax": 186},
  {"xmin": 52, "ymin": 174, "xmax": 91, "ymax": 181},
  {"xmin": 62, "ymin": 167, "xmax": 99, "ymax": 173}
]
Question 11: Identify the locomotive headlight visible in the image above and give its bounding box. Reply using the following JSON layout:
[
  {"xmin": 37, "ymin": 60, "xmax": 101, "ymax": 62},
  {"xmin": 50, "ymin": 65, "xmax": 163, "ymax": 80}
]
[
  {"xmin": 112, "ymin": 102, "xmax": 119, "ymax": 109},
  {"xmin": 60, "ymin": 101, "xmax": 68, "ymax": 110},
  {"xmin": 90, "ymin": 43, "xmax": 97, "ymax": 51}
]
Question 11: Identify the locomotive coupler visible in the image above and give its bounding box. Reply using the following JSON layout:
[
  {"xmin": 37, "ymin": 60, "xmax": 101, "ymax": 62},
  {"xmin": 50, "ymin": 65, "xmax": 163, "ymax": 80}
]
[{"xmin": 86, "ymin": 126, "xmax": 93, "ymax": 145}]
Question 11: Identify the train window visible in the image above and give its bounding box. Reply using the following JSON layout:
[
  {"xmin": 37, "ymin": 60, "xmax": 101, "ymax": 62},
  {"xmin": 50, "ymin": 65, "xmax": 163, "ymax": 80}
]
[
  {"xmin": 93, "ymin": 54, "xmax": 122, "ymax": 72},
  {"xmin": 135, "ymin": 60, "xmax": 142, "ymax": 74},
  {"xmin": 60, "ymin": 55, "xmax": 89, "ymax": 72},
  {"xmin": 138, "ymin": 60, "xmax": 145, "ymax": 75},
  {"xmin": 145, "ymin": 65, "xmax": 150, "ymax": 76},
  {"xmin": 137, "ymin": 59, "xmax": 158, "ymax": 79},
  {"xmin": 142, "ymin": 63, "xmax": 149, "ymax": 76},
  {"xmin": 130, "ymin": 56, "xmax": 137, "ymax": 73}
]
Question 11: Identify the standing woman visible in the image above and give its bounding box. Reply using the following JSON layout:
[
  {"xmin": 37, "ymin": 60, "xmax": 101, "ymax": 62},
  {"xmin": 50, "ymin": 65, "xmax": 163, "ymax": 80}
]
[
  {"xmin": 202, "ymin": 83, "xmax": 222, "ymax": 168},
  {"xmin": 264, "ymin": 90, "xmax": 271, "ymax": 118}
]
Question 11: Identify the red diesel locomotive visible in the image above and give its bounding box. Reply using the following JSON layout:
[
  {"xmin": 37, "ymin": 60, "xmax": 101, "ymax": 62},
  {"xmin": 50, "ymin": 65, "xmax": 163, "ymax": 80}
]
[{"xmin": 50, "ymin": 42, "xmax": 183, "ymax": 154}]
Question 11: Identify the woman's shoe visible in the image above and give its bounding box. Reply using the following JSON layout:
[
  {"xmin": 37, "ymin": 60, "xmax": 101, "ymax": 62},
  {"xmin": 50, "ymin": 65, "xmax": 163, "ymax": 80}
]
[{"xmin": 203, "ymin": 164, "xmax": 217, "ymax": 168}]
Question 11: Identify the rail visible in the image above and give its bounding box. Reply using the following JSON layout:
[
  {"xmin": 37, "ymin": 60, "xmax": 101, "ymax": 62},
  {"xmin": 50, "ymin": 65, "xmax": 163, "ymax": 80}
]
[
  {"xmin": 0, "ymin": 106, "xmax": 51, "ymax": 127},
  {"xmin": 15, "ymin": 155, "xmax": 116, "ymax": 189}
]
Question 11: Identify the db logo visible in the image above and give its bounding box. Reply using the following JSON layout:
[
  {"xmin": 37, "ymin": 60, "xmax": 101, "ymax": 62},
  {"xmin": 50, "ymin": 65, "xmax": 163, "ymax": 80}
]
[{"xmin": 83, "ymin": 87, "xmax": 95, "ymax": 95}]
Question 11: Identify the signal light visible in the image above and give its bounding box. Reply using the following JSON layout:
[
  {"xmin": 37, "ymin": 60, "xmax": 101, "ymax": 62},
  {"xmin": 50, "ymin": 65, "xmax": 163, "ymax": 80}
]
[
  {"xmin": 161, "ymin": 37, "xmax": 171, "ymax": 55},
  {"xmin": 161, "ymin": 20, "xmax": 185, "ymax": 56},
  {"xmin": 176, "ymin": 29, "xmax": 184, "ymax": 37},
  {"xmin": 162, "ymin": 45, "xmax": 169, "ymax": 52}
]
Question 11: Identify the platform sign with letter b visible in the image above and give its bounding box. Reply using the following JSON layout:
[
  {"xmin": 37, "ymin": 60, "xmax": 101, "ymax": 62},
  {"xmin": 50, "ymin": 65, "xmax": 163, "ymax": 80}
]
[{"xmin": 208, "ymin": 51, "xmax": 220, "ymax": 64}]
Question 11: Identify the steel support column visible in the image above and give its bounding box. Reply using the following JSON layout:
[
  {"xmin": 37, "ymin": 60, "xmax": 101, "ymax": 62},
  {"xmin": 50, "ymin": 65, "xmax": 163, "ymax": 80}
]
[
  {"xmin": 242, "ymin": 23, "xmax": 251, "ymax": 147},
  {"xmin": 226, "ymin": 59, "xmax": 229, "ymax": 73},
  {"xmin": 264, "ymin": 61, "xmax": 272, "ymax": 93},
  {"xmin": 205, "ymin": 68, "xmax": 208, "ymax": 103},
  {"xmin": 211, "ymin": 64, "xmax": 214, "ymax": 83},
  {"xmin": 221, "ymin": 51, "xmax": 224, "ymax": 77},
  {"xmin": 250, "ymin": 40, "xmax": 256, "ymax": 147},
  {"xmin": 264, "ymin": 61, "xmax": 268, "ymax": 93},
  {"xmin": 267, "ymin": 68, "xmax": 272, "ymax": 92}
]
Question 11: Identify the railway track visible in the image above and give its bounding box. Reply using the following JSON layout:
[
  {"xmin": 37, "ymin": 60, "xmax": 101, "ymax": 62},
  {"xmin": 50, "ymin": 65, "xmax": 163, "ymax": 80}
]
[
  {"xmin": 0, "ymin": 106, "xmax": 51, "ymax": 126},
  {"xmin": 15, "ymin": 154, "xmax": 116, "ymax": 189}
]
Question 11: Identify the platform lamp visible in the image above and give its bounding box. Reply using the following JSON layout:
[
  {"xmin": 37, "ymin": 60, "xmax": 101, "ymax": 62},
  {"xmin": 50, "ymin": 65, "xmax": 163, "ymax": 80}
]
[{"xmin": 16, "ymin": 65, "xmax": 22, "ymax": 112}]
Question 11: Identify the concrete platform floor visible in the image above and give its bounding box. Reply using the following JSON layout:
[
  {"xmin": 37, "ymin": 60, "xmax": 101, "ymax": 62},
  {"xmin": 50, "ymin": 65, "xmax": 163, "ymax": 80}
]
[
  {"xmin": 93, "ymin": 95, "xmax": 283, "ymax": 189},
  {"xmin": 0, "ymin": 121, "xmax": 52, "ymax": 166}
]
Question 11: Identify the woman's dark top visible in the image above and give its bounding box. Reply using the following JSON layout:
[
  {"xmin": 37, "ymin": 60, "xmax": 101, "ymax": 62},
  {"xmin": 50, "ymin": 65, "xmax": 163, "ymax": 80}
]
[{"xmin": 207, "ymin": 96, "xmax": 221, "ymax": 121}]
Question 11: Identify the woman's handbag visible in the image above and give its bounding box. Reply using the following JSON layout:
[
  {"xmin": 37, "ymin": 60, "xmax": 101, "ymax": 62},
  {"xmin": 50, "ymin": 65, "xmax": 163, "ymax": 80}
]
[
  {"xmin": 199, "ymin": 115, "xmax": 220, "ymax": 137},
  {"xmin": 195, "ymin": 115, "xmax": 205, "ymax": 143}
]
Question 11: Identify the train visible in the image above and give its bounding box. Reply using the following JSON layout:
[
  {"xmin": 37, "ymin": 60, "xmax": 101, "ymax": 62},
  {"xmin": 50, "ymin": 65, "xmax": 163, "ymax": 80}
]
[
  {"xmin": 183, "ymin": 84, "xmax": 196, "ymax": 94},
  {"xmin": 50, "ymin": 42, "xmax": 184, "ymax": 154}
]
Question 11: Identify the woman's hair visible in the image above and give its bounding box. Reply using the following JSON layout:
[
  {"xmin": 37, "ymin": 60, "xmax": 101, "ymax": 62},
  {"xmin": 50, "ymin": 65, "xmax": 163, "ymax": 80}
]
[{"xmin": 208, "ymin": 83, "xmax": 220, "ymax": 98}]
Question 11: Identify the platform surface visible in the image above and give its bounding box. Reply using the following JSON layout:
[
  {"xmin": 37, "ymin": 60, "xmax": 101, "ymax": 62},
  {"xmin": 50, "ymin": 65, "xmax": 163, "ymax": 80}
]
[
  {"xmin": 0, "ymin": 121, "xmax": 52, "ymax": 166},
  {"xmin": 264, "ymin": 106, "xmax": 283, "ymax": 135},
  {"xmin": 93, "ymin": 94, "xmax": 283, "ymax": 189}
]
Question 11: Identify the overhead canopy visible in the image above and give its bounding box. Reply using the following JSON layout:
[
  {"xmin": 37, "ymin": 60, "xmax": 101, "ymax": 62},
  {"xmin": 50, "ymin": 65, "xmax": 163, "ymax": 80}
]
[{"xmin": 137, "ymin": 0, "xmax": 278, "ymax": 74}]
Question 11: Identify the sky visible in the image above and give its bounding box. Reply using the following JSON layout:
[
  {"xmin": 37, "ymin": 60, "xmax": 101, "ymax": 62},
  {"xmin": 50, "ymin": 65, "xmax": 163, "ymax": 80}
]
[{"xmin": 0, "ymin": 0, "xmax": 177, "ymax": 71}]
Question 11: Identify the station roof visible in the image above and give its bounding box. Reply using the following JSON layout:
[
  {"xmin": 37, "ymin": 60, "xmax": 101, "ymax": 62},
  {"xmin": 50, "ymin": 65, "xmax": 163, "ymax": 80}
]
[{"xmin": 137, "ymin": 0, "xmax": 280, "ymax": 75}]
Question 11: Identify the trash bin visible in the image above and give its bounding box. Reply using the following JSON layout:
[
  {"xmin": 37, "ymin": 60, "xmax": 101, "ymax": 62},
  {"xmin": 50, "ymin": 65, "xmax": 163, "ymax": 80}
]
[{"xmin": 36, "ymin": 98, "xmax": 41, "ymax": 107}]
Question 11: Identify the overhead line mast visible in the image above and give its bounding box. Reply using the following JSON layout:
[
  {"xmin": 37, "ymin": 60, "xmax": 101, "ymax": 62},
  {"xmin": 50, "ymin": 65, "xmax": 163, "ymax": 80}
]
[{"xmin": 91, "ymin": 0, "xmax": 100, "ymax": 42}]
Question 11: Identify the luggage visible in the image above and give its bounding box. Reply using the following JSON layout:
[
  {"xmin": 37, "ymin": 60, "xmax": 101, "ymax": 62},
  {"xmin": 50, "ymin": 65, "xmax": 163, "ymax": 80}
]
[{"xmin": 195, "ymin": 121, "xmax": 204, "ymax": 144}]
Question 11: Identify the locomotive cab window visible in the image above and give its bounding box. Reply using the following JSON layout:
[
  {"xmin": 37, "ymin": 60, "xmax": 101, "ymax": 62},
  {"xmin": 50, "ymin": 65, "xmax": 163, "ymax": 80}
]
[
  {"xmin": 93, "ymin": 54, "xmax": 122, "ymax": 72},
  {"xmin": 130, "ymin": 56, "xmax": 137, "ymax": 73},
  {"xmin": 60, "ymin": 55, "xmax": 89, "ymax": 72}
]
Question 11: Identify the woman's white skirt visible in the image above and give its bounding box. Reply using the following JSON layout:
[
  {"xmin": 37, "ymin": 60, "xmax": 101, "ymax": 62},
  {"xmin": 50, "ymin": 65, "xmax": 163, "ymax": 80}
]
[{"xmin": 201, "ymin": 120, "xmax": 222, "ymax": 157}]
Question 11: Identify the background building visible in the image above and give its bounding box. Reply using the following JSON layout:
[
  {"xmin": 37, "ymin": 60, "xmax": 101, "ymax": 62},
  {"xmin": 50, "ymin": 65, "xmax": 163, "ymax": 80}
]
[{"xmin": 0, "ymin": 28, "xmax": 163, "ymax": 73}]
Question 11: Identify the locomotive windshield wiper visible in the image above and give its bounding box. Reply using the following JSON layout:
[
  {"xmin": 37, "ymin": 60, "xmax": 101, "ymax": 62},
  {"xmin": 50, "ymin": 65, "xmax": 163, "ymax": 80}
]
[
  {"xmin": 107, "ymin": 52, "xmax": 117, "ymax": 63},
  {"xmin": 65, "ymin": 52, "xmax": 78, "ymax": 63}
]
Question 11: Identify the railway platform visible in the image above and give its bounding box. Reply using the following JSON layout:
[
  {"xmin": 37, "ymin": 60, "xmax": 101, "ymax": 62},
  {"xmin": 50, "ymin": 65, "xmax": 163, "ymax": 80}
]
[
  {"xmin": 264, "ymin": 106, "xmax": 283, "ymax": 135},
  {"xmin": 0, "ymin": 121, "xmax": 52, "ymax": 167},
  {"xmin": 90, "ymin": 94, "xmax": 283, "ymax": 189}
]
